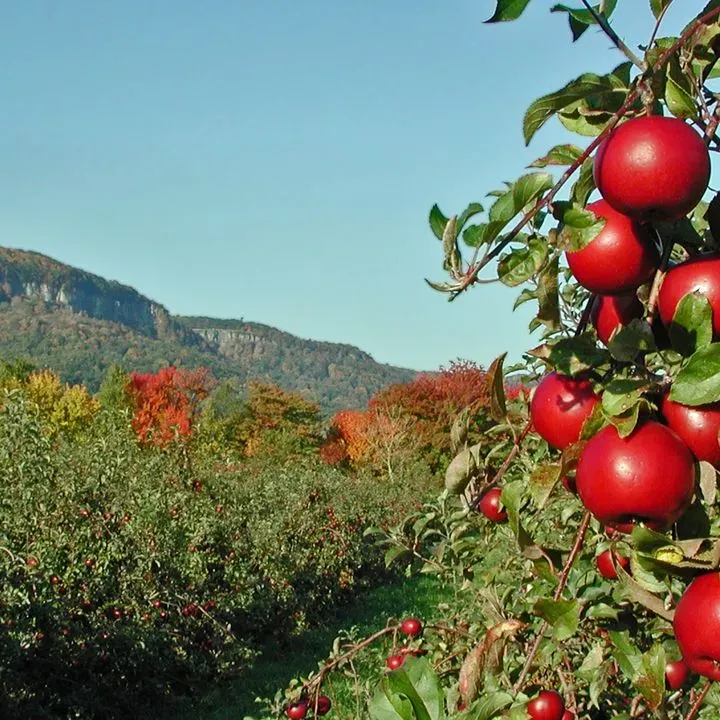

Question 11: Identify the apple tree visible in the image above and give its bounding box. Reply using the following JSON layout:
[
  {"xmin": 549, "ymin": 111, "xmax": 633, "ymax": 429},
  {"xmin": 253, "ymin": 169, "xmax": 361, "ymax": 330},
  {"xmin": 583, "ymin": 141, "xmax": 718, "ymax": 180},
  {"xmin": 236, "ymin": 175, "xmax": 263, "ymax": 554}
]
[{"xmin": 266, "ymin": 2, "xmax": 720, "ymax": 719}]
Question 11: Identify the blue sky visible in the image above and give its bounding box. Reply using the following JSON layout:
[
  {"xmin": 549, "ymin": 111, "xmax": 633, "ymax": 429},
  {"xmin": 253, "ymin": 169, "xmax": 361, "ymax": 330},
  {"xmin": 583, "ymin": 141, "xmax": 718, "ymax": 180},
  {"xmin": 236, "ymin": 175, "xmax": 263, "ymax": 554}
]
[{"xmin": 0, "ymin": 1, "xmax": 711, "ymax": 372}]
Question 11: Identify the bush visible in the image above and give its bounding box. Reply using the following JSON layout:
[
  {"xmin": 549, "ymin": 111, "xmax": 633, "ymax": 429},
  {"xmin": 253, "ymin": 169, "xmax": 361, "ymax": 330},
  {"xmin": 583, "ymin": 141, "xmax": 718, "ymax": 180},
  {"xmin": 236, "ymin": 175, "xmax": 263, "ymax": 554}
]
[{"xmin": 0, "ymin": 390, "xmax": 435, "ymax": 718}]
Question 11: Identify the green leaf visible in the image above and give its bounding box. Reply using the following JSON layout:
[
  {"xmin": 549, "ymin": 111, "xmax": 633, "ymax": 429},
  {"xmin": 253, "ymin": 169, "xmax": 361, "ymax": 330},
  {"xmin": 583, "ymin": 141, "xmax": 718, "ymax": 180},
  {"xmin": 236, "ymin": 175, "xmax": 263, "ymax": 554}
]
[
  {"xmin": 669, "ymin": 291, "xmax": 713, "ymax": 357},
  {"xmin": 486, "ymin": 353, "xmax": 508, "ymax": 422},
  {"xmin": 442, "ymin": 216, "xmax": 461, "ymax": 273},
  {"xmin": 534, "ymin": 598, "xmax": 581, "ymax": 641},
  {"xmin": 536, "ymin": 257, "xmax": 561, "ymax": 330},
  {"xmin": 384, "ymin": 545, "xmax": 412, "ymax": 569},
  {"xmin": 555, "ymin": 203, "xmax": 606, "ymax": 252},
  {"xmin": 548, "ymin": 334, "xmax": 611, "ymax": 375},
  {"xmin": 429, "ymin": 205, "xmax": 449, "ymax": 241},
  {"xmin": 529, "ymin": 463, "xmax": 562, "ymax": 510},
  {"xmin": 472, "ymin": 693, "xmax": 514, "ymax": 720},
  {"xmin": 385, "ymin": 657, "xmax": 445, "ymax": 720},
  {"xmin": 501, "ymin": 481, "xmax": 535, "ymax": 551},
  {"xmin": 635, "ymin": 645, "xmax": 666, "ymax": 711},
  {"xmin": 551, "ymin": 1, "xmax": 618, "ymax": 41},
  {"xmin": 497, "ymin": 237, "xmax": 548, "ymax": 287},
  {"xmin": 608, "ymin": 319, "xmax": 657, "ymax": 362},
  {"xmin": 610, "ymin": 631, "xmax": 643, "ymax": 681},
  {"xmin": 523, "ymin": 67, "xmax": 629, "ymax": 144},
  {"xmin": 650, "ymin": 0, "xmax": 672, "ymax": 19},
  {"xmin": 457, "ymin": 203, "xmax": 484, "ymax": 234},
  {"xmin": 601, "ymin": 378, "xmax": 651, "ymax": 416},
  {"xmin": 528, "ymin": 144, "xmax": 584, "ymax": 168},
  {"xmin": 369, "ymin": 683, "xmax": 414, "ymax": 720},
  {"xmin": 670, "ymin": 343, "xmax": 720, "ymax": 405},
  {"xmin": 665, "ymin": 54, "xmax": 698, "ymax": 119},
  {"xmin": 485, "ymin": 0, "xmax": 533, "ymax": 22},
  {"xmin": 445, "ymin": 444, "xmax": 483, "ymax": 495},
  {"xmin": 513, "ymin": 172, "xmax": 554, "ymax": 212},
  {"xmin": 570, "ymin": 157, "xmax": 596, "ymax": 206}
]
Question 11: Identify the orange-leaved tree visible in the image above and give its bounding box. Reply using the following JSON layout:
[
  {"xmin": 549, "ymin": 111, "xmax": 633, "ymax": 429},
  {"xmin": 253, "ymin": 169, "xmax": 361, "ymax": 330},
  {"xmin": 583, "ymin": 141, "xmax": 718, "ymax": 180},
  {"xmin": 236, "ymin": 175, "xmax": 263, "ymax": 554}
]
[{"xmin": 128, "ymin": 366, "xmax": 215, "ymax": 446}]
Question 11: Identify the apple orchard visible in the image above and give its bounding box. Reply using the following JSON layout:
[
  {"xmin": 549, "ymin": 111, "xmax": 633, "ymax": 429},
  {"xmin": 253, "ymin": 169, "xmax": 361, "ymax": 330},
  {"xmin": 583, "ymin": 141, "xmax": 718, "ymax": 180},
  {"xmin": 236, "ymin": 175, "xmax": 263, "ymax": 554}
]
[{"xmin": 272, "ymin": 3, "xmax": 720, "ymax": 720}]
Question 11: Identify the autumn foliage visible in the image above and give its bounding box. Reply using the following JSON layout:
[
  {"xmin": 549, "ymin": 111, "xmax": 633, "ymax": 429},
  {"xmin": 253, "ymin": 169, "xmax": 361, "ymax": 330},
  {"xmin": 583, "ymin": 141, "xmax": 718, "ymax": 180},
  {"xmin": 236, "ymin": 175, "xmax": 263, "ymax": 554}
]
[
  {"xmin": 128, "ymin": 366, "xmax": 215, "ymax": 446},
  {"xmin": 324, "ymin": 360, "xmax": 495, "ymax": 472}
]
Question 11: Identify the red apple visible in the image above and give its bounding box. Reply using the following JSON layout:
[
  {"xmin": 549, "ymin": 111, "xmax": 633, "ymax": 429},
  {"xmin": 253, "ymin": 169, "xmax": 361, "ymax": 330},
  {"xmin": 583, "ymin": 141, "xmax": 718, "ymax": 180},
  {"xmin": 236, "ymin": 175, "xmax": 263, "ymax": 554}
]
[
  {"xmin": 478, "ymin": 487, "xmax": 508, "ymax": 523},
  {"xmin": 386, "ymin": 654, "xmax": 405, "ymax": 670},
  {"xmin": 566, "ymin": 199, "xmax": 659, "ymax": 295},
  {"xmin": 562, "ymin": 474, "xmax": 577, "ymax": 494},
  {"xmin": 665, "ymin": 659, "xmax": 691, "ymax": 690},
  {"xmin": 400, "ymin": 617, "xmax": 423, "ymax": 637},
  {"xmin": 527, "ymin": 690, "xmax": 565, "ymax": 720},
  {"xmin": 575, "ymin": 421, "xmax": 696, "ymax": 533},
  {"xmin": 674, "ymin": 572, "xmax": 720, "ymax": 681},
  {"xmin": 315, "ymin": 695, "xmax": 332, "ymax": 715},
  {"xmin": 561, "ymin": 713, "xmax": 576, "ymax": 720},
  {"xmin": 595, "ymin": 549, "xmax": 630, "ymax": 580},
  {"xmin": 661, "ymin": 394, "xmax": 720, "ymax": 467},
  {"xmin": 285, "ymin": 703, "xmax": 308, "ymax": 720},
  {"xmin": 593, "ymin": 116, "xmax": 710, "ymax": 221},
  {"xmin": 530, "ymin": 372, "xmax": 600, "ymax": 450},
  {"xmin": 590, "ymin": 292, "xmax": 644, "ymax": 345},
  {"xmin": 658, "ymin": 255, "xmax": 720, "ymax": 338}
]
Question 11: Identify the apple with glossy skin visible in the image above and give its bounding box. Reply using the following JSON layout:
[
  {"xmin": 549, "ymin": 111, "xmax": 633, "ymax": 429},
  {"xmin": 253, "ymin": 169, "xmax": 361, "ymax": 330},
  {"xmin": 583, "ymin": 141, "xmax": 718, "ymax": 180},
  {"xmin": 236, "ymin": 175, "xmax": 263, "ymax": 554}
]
[
  {"xmin": 530, "ymin": 373, "xmax": 600, "ymax": 450},
  {"xmin": 565, "ymin": 199, "xmax": 659, "ymax": 295},
  {"xmin": 575, "ymin": 421, "xmax": 696, "ymax": 533},
  {"xmin": 400, "ymin": 617, "xmax": 423, "ymax": 637},
  {"xmin": 658, "ymin": 255, "xmax": 720, "ymax": 338},
  {"xmin": 593, "ymin": 116, "xmax": 710, "ymax": 221},
  {"xmin": 590, "ymin": 292, "xmax": 644, "ymax": 345},
  {"xmin": 285, "ymin": 703, "xmax": 308, "ymax": 720},
  {"xmin": 386, "ymin": 654, "xmax": 405, "ymax": 670},
  {"xmin": 661, "ymin": 395, "xmax": 720, "ymax": 467},
  {"xmin": 527, "ymin": 690, "xmax": 565, "ymax": 720},
  {"xmin": 595, "ymin": 549, "xmax": 630, "ymax": 580},
  {"xmin": 478, "ymin": 487, "xmax": 508, "ymax": 523},
  {"xmin": 665, "ymin": 659, "xmax": 691, "ymax": 690},
  {"xmin": 674, "ymin": 572, "xmax": 720, "ymax": 681}
]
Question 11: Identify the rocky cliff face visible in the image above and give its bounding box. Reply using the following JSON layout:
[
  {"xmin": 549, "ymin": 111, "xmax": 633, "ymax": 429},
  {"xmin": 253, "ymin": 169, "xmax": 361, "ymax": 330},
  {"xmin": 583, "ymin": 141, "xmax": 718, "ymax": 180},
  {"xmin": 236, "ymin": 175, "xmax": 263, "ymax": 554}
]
[{"xmin": 0, "ymin": 247, "xmax": 203, "ymax": 346}]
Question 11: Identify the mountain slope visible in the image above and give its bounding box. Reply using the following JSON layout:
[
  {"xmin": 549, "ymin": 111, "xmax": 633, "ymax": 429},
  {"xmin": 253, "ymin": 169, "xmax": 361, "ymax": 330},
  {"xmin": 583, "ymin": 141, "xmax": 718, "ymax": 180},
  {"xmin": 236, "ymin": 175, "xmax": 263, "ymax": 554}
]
[{"xmin": 0, "ymin": 248, "xmax": 418, "ymax": 413}]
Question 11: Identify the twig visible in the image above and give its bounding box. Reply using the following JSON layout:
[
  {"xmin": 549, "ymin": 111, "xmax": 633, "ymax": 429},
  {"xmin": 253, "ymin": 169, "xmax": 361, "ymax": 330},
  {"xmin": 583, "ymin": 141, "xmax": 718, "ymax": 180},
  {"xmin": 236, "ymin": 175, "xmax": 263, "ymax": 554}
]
[
  {"xmin": 453, "ymin": 4, "xmax": 720, "ymax": 302},
  {"xmin": 512, "ymin": 512, "xmax": 591, "ymax": 693},
  {"xmin": 647, "ymin": 1, "xmax": 672, "ymax": 54},
  {"xmin": 580, "ymin": 0, "xmax": 645, "ymax": 70},
  {"xmin": 646, "ymin": 225, "xmax": 674, "ymax": 326},
  {"xmin": 575, "ymin": 294, "xmax": 596, "ymax": 336},
  {"xmin": 684, "ymin": 679, "xmax": 712, "ymax": 720},
  {"xmin": 470, "ymin": 420, "xmax": 533, "ymax": 510}
]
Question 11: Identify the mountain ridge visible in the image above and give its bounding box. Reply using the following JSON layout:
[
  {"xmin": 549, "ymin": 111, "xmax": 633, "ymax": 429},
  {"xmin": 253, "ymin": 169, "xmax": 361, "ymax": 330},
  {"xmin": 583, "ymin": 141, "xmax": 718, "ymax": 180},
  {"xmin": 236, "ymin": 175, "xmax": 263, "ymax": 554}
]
[{"xmin": 0, "ymin": 246, "xmax": 420, "ymax": 414}]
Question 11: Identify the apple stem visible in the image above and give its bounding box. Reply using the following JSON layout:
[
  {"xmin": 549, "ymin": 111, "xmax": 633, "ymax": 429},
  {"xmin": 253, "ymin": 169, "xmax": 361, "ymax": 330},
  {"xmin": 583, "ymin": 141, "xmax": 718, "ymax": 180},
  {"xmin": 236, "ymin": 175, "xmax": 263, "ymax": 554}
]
[
  {"xmin": 469, "ymin": 419, "xmax": 532, "ymax": 510},
  {"xmin": 512, "ymin": 512, "xmax": 591, "ymax": 694},
  {"xmin": 454, "ymin": 4, "xmax": 720, "ymax": 303},
  {"xmin": 684, "ymin": 679, "xmax": 712, "ymax": 720},
  {"xmin": 575, "ymin": 294, "xmax": 596, "ymax": 337}
]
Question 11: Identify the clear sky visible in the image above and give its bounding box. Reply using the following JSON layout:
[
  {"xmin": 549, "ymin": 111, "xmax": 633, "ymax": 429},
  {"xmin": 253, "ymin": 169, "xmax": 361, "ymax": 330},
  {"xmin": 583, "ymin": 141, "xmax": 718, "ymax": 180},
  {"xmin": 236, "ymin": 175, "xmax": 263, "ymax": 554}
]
[{"xmin": 0, "ymin": 1, "xmax": 712, "ymax": 372}]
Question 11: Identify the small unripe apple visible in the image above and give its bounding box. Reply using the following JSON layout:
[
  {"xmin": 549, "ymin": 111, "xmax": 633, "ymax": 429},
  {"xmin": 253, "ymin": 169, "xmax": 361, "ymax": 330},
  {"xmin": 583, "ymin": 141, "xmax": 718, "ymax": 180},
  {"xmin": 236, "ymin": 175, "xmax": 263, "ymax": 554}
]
[
  {"xmin": 576, "ymin": 421, "xmax": 695, "ymax": 533},
  {"xmin": 526, "ymin": 690, "xmax": 565, "ymax": 720},
  {"xmin": 674, "ymin": 572, "xmax": 720, "ymax": 681},
  {"xmin": 285, "ymin": 702, "xmax": 308, "ymax": 720},
  {"xmin": 478, "ymin": 487, "xmax": 508, "ymax": 523},
  {"xmin": 665, "ymin": 659, "xmax": 691, "ymax": 690},
  {"xmin": 595, "ymin": 549, "xmax": 630, "ymax": 580},
  {"xmin": 590, "ymin": 292, "xmax": 644, "ymax": 345},
  {"xmin": 386, "ymin": 654, "xmax": 405, "ymax": 670},
  {"xmin": 593, "ymin": 116, "xmax": 710, "ymax": 221},
  {"xmin": 658, "ymin": 255, "xmax": 720, "ymax": 339},
  {"xmin": 566, "ymin": 199, "xmax": 659, "ymax": 295},
  {"xmin": 661, "ymin": 394, "xmax": 720, "ymax": 468},
  {"xmin": 400, "ymin": 617, "xmax": 423, "ymax": 637},
  {"xmin": 530, "ymin": 372, "xmax": 600, "ymax": 450}
]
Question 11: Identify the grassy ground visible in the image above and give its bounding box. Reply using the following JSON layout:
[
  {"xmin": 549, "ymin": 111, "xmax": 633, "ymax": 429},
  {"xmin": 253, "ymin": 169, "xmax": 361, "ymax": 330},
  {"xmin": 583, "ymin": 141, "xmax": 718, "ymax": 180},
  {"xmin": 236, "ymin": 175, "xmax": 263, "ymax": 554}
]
[{"xmin": 186, "ymin": 574, "xmax": 456, "ymax": 720}]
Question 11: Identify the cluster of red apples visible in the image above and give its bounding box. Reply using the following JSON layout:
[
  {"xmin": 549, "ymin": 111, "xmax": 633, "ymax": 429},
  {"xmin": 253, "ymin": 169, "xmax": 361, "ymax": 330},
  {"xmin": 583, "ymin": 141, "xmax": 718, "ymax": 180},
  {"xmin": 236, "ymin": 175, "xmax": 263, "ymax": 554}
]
[{"xmin": 477, "ymin": 116, "xmax": 720, "ymax": 696}]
